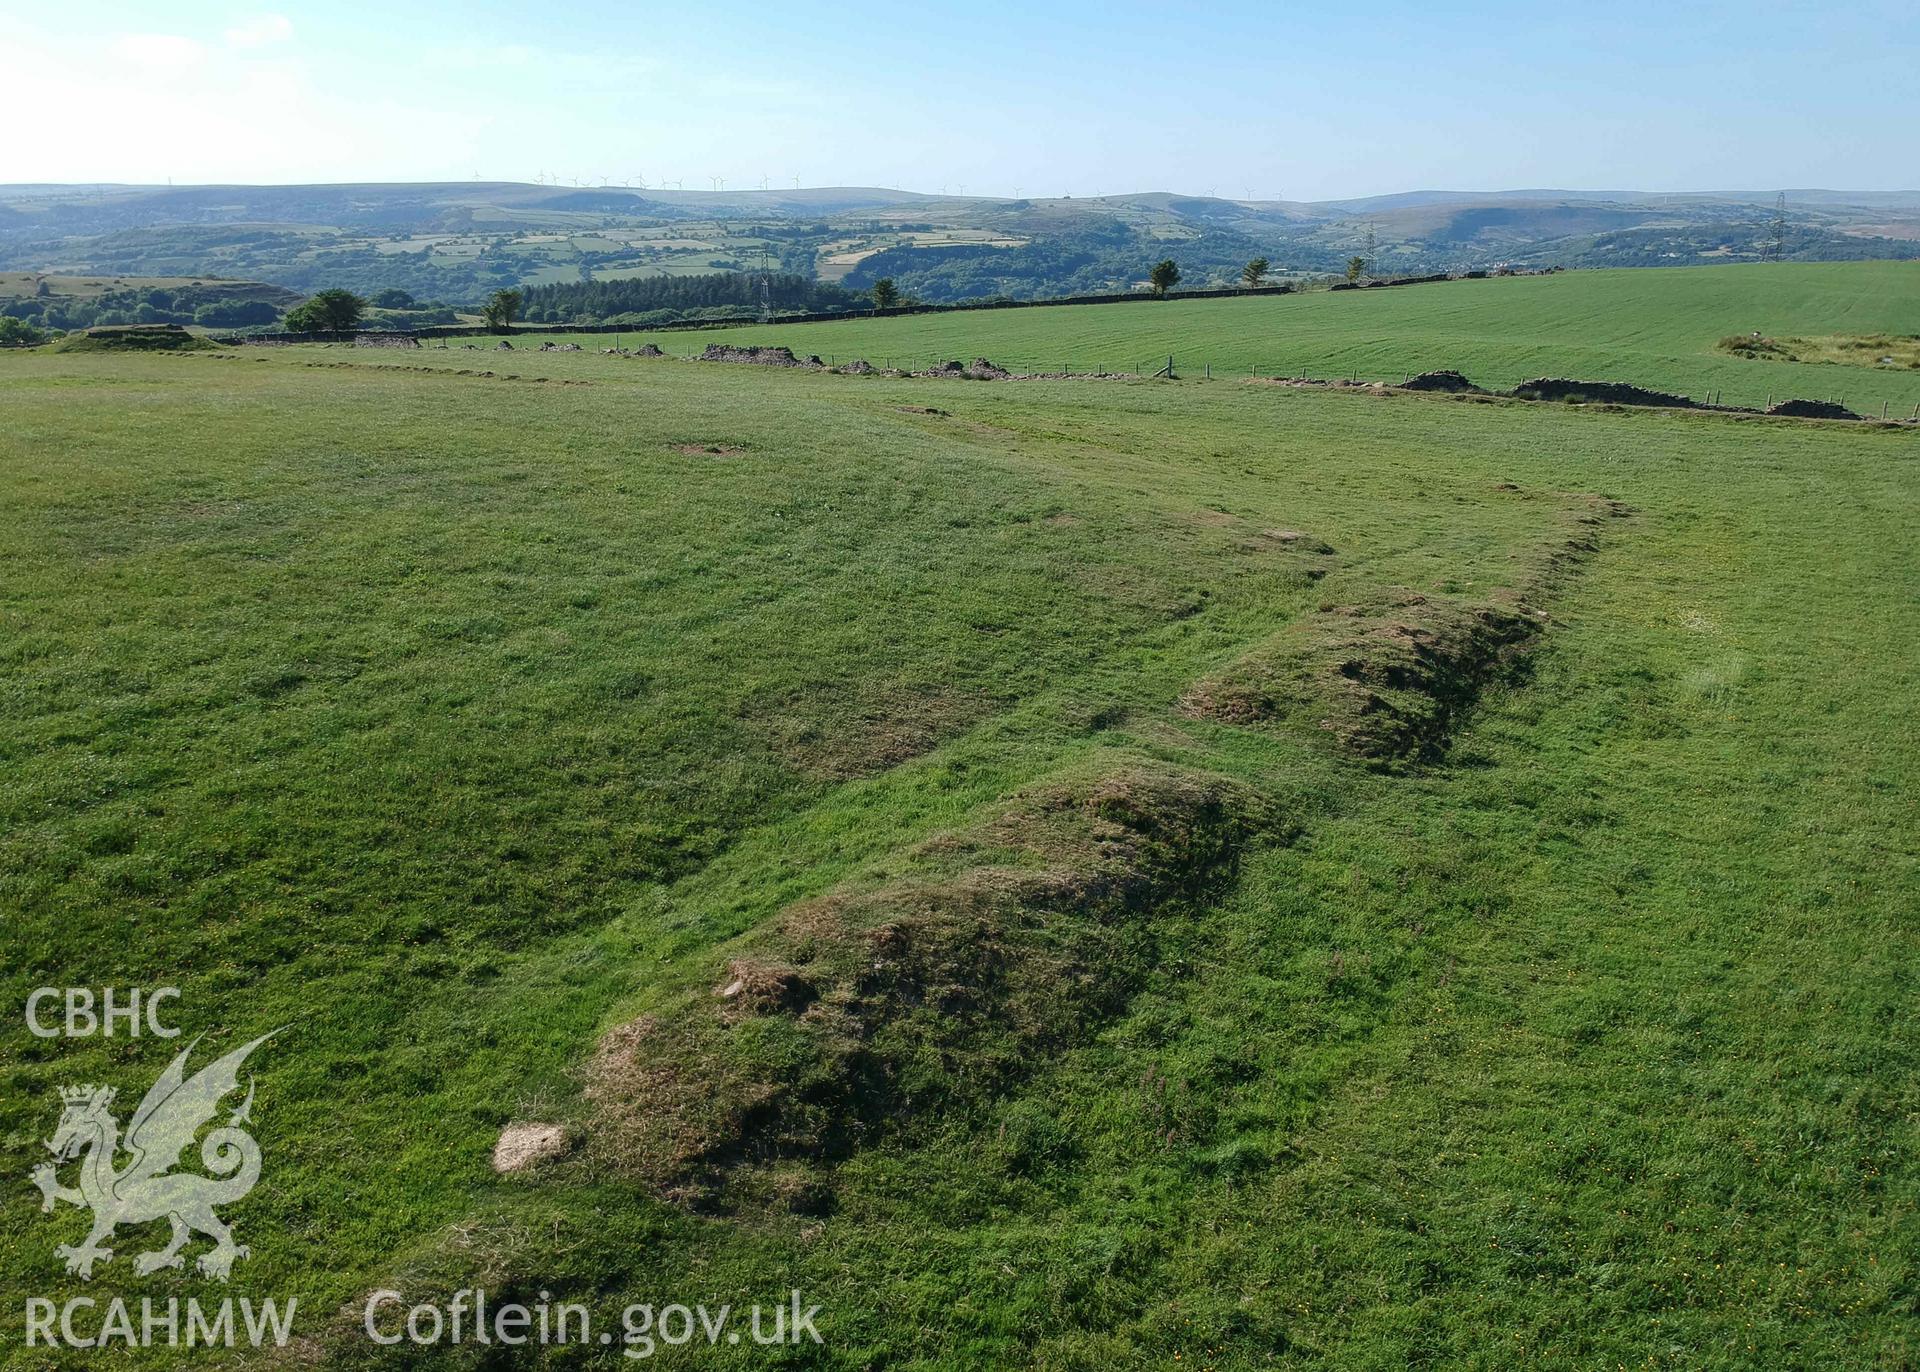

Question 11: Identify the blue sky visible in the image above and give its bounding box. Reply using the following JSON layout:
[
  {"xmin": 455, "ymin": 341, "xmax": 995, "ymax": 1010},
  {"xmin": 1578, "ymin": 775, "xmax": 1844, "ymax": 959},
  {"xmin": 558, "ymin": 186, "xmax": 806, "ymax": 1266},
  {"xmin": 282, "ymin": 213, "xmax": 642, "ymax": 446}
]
[{"xmin": 6, "ymin": 1, "xmax": 1914, "ymax": 198}]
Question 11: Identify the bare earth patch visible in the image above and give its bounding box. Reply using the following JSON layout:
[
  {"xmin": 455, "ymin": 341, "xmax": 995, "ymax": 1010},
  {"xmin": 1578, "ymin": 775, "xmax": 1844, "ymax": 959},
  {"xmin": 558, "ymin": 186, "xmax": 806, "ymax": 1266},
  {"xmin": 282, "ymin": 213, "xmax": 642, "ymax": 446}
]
[
  {"xmin": 747, "ymin": 680, "xmax": 994, "ymax": 782},
  {"xmin": 492, "ymin": 1123, "xmax": 569, "ymax": 1173}
]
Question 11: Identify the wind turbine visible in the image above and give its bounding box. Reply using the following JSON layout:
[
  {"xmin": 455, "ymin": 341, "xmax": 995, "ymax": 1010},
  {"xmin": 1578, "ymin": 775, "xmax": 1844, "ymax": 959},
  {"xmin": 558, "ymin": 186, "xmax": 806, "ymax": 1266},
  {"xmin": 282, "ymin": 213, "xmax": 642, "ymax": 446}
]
[
  {"xmin": 759, "ymin": 175, "xmax": 770, "ymax": 191},
  {"xmin": 792, "ymin": 175, "xmax": 800, "ymax": 189}
]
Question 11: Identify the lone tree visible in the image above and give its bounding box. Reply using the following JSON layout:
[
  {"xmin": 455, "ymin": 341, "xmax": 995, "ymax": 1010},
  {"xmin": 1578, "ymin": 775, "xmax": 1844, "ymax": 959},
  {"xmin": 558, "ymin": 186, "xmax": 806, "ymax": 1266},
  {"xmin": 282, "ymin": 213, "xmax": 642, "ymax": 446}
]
[
  {"xmin": 482, "ymin": 288, "xmax": 523, "ymax": 333},
  {"xmin": 871, "ymin": 277, "xmax": 900, "ymax": 309},
  {"xmin": 1345, "ymin": 256, "xmax": 1367, "ymax": 284},
  {"xmin": 285, "ymin": 288, "xmax": 366, "ymax": 335},
  {"xmin": 1149, "ymin": 259, "xmax": 1181, "ymax": 297},
  {"xmin": 1241, "ymin": 257, "xmax": 1270, "ymax": 288}
]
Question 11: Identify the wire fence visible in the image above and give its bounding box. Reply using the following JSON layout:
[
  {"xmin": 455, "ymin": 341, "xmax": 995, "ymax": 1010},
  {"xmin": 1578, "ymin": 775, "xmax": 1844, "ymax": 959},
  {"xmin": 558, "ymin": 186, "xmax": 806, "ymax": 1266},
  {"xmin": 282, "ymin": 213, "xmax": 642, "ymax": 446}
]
[{"xmin": 400, "ymin": 338, "xmax": 1920, "ymax": 418}]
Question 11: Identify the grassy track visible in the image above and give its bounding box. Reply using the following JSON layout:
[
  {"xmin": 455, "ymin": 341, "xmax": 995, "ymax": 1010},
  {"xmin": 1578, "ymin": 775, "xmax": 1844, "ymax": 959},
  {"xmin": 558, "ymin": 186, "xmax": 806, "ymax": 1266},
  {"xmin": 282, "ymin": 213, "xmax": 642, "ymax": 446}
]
[
  {"xmin": 1, "ymin": 316, "xmax": 1915, "ymax": 1367},
  {"xmin": 488, "ymin": 262, "xmax": 1920, "ymax": 414}
]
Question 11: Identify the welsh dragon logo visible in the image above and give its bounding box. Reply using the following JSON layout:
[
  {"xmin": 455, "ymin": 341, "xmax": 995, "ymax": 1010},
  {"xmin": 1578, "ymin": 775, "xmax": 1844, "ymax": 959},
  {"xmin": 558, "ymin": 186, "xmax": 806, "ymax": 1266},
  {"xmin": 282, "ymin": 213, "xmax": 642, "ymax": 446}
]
[{"xmin": 29, "ymin": 1032, "xmax": 277, "ymax": 1282}]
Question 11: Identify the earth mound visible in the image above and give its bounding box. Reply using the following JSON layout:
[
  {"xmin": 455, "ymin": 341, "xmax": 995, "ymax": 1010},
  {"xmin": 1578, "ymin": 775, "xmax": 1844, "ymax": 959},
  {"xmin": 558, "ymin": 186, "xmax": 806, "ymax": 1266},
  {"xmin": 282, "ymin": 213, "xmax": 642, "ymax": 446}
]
[
  {"xmin": 1764, "ymin": 398, "xmax": 1860, "ymax": 420},
  {"xmin": 923, "ymin": 357, "xmax": 1012, "ymax": 380},
  {"xmin": 1510, "ymin": 377, "xmax": 1697, "ymax": 408},
  {"xmin": 1400, "ymin": 370, "xmax": 1479, "ymax": 393},
  {"xmin": 1184, "ymin": 496, "xmax": 1629, "ymax": 763},
  {"xmin": 699, "ymin": 344, "xmax": 821, "ymax": 368},
  {"xmin": 54, "ymin": 325, "xmax": 217, "ymax": 354},
  {"xmin": 586, "ymin": 760, "xmax": 1272, "ymax": 1204}
]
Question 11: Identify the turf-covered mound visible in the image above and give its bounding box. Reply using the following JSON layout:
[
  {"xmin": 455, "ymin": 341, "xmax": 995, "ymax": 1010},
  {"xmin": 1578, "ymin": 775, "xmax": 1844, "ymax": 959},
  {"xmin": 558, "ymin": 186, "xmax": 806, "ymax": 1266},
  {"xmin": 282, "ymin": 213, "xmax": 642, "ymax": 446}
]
[
  {"xmin": 1185, "ymin": 496, "xmax": 1628, "ymax": 762},
  {"xmin": 1184, "ymin": 590, "xmax": 1545, "ymax": 761},
  {"xmin": 1510, "ymin": 377, "xmax": 1697, "ymax": 408},
  {"xmin": 1765, "ymin": 398, "xmax": 1860, "ymax": 420},
  {"xmin": 53, "ymin": 324, "xmax": 217, "ymax": 353},
  {"xmin": 586, "ymin": 760, "xmax": 1271, "ymax": 1205}
]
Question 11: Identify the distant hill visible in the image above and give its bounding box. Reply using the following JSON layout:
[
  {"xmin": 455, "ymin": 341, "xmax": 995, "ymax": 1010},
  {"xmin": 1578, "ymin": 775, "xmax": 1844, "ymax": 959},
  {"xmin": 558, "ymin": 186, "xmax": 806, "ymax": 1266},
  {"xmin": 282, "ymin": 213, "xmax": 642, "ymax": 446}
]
[{"xmin": 2, "ymin": 182, "xmax": 1915, "ymax": 307}]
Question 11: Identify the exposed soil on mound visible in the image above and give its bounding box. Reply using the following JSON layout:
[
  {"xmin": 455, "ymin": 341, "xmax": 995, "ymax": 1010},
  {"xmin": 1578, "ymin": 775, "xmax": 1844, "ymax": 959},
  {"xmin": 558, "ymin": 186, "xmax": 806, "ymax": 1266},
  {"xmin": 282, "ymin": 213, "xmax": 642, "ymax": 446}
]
[
  {"xmin": 585, "ymin": 761, "xmax": 1273, "ymax": 1204},
  {"xmin": 1183, "ymin": 496, "xmax": 1629, "ymax": 763},
  {"xmin": 1765, "ymin": 398, "xmax": 1861, "ymax": 420},
  {"xmin": 836, "ymin": 358, "xmax": 877, "ymax": 374},
  {"xmin": 1400, "ymin": 369, "xmax": 1479, "ymax": 393},
  {"xmin": 1184, "ymin": 591, "xmax": 1545, "ymax": 761},
  {"xmin": 897, "ymin": 405, "xmax": 950, "ymax": 416},
  {"xmin": 635, "ymin": 343, "xmax": 666, "ymax": 357},
  {"xmin": 675, "ymin": 443, "xmax": 746, "ymax": 456},
  {"xmin": 699, "ymin": 344, "xmax": 823, "ymax": 368},
  {"xmin": 1511, "ymin": 377, "xmax": 1697, "ymax": 409},
  {"xmin": 923, "ymin": 357, "xmax": 1012, "ymax": 380}
]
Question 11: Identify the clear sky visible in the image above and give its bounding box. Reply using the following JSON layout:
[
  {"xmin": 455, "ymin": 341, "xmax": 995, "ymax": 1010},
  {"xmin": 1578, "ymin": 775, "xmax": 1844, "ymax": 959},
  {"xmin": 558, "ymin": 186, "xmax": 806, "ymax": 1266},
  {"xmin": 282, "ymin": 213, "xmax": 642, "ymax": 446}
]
[{"xmin": 7, "ymin": 1, "xmax": 1914, "ymax": 200}]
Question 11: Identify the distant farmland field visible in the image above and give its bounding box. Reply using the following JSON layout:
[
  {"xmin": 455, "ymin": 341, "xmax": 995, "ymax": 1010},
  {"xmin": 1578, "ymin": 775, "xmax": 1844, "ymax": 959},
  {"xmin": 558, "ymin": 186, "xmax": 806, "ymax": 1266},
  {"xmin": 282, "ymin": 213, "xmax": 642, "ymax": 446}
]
[{"xmin": 495, "ymin": 262, "xmax": 1920, "ymax": 413}]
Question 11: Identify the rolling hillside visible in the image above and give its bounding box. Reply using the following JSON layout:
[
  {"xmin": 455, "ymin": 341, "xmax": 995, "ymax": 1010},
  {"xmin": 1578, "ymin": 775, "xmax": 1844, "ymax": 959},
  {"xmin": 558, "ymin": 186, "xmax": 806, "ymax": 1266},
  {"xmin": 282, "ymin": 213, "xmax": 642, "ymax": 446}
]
[{"xmin": 4, "ymin": 181, "xmax": 1917, "ymax": 305}]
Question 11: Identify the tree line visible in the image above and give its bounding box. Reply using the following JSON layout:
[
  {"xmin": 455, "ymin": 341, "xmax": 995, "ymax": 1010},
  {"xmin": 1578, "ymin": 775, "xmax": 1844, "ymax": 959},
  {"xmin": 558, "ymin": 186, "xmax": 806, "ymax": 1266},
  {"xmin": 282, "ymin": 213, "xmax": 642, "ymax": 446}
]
[{"xmin": 519, "ymin": 272, "xmax": 863, "ymax": 324}]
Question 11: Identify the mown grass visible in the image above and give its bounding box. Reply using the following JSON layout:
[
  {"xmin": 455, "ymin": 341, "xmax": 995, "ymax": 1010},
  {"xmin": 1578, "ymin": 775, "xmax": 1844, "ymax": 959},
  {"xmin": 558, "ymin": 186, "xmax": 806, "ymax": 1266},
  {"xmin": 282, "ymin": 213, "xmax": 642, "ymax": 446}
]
[
  {"xmin": 479, "ymin": 261, "xmax": 1920, "ymax": 414},
  {"xmin": 0, "ymin": 340, "xmax": 1914, "ymax": 1369}
]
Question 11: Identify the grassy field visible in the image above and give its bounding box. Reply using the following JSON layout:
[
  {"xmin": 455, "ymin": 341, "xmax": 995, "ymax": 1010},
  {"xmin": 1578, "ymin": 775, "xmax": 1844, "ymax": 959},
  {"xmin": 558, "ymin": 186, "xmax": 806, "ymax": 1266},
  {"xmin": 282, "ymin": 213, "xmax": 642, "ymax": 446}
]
[
  {"xmin": 1, "ymin": 292, "xmax": 1916, "ymax": 1368},
  {"xmin": 487, "ymin": 262, "xmax": 1920, "ymax": 415}
]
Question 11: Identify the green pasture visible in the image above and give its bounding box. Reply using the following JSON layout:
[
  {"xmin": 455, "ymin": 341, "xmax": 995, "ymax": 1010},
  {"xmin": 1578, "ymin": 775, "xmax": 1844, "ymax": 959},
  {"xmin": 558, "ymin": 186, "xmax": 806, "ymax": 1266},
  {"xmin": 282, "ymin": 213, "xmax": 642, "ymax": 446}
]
[
  {"xmin": 0, "ymin": 327, "xmax": 1914, "ymax": 1367},
  {"xmin": 485, "ymin": 262, "xmax": 1920, "ymax": 414}
]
